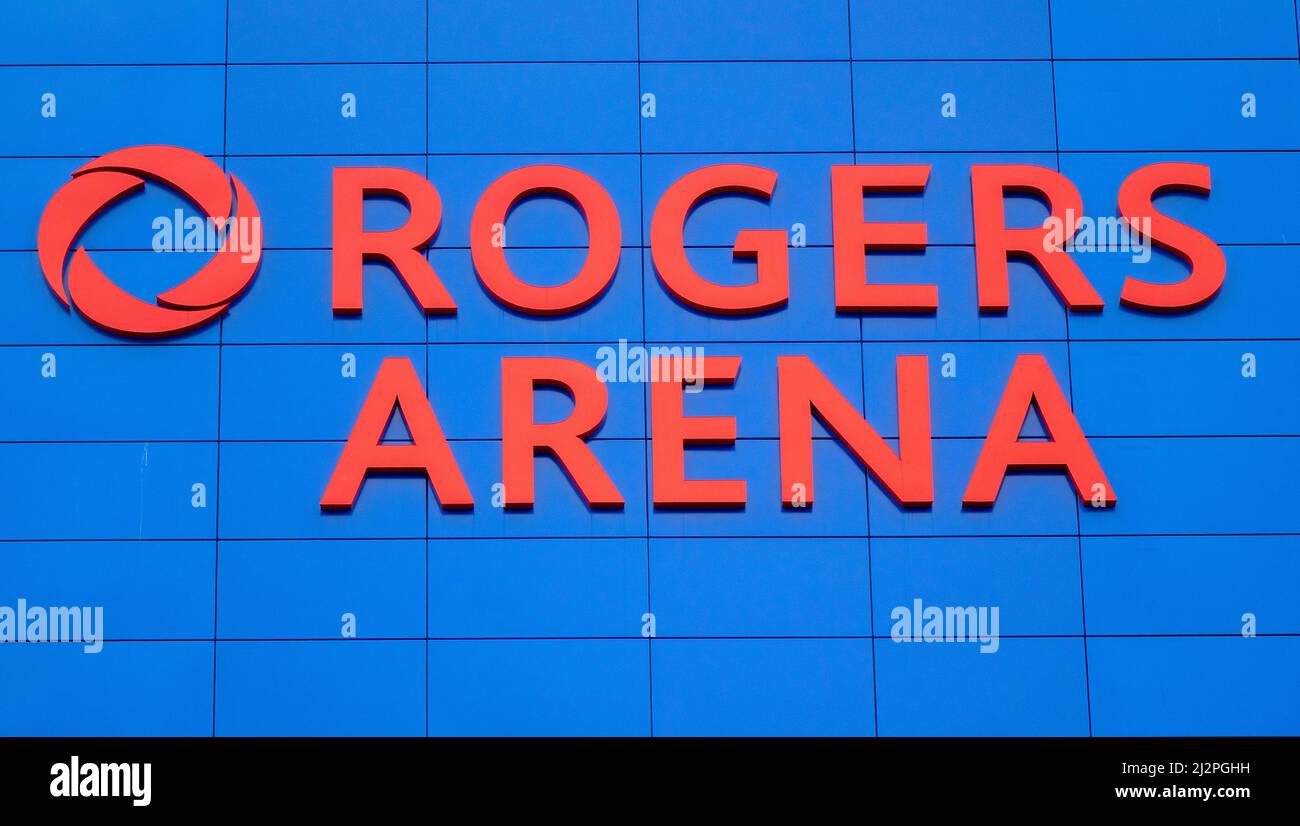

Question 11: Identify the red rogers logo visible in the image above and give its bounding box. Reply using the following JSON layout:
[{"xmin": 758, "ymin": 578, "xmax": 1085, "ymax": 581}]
[
  {"xmin": 37, "ymin": 145, "xmax": 261, "ymax": 337},
  {"xmin": 23, "ymin": 146, "xmax": 1234, "ymax": 513}
]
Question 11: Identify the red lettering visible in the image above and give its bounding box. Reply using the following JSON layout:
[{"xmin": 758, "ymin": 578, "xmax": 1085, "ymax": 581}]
[
  {"xmin": 471, "ymin": 165, "xmax": 621, "ymax": 315},
  {"xmin": 1118, "ymin": 162, "xmax": 1226, "ymax": 311},
  {"xmin": 963, "ymin": 354, "xmax": 1114, "ymax": 507},
  {"xmin": 332, "ymin": 167, "xmax": 456, "ymax": 314},
  {"xmin": 650, "ymin": 164, "xmax": 788, "ymax": 314},
  {"xmin": 321, "ymin": 357, "xmax": 471, "ymax": 510},
  {"xmin": 971, "ymin": 164, "xmax": 1103, "ymax": 312},
  {"xmin": 650, "ymin": 355, "xmax": 746, "ymax": 507},
  {"xmin": 501, "ymin": 357, "xmax": 623, "ymax": 508},
  {"xmin": 832, "ymin": 164, "xmax": 937, "ymax": 312},
  {"xmin": 777, "ymin": 354, "xmax": 933, "ymax": 507}
]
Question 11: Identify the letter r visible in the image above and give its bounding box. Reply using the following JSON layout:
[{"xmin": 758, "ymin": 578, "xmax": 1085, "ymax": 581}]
[{"xmin": 332, "ymin": 167, "xmax": 456, "ymax": 315}]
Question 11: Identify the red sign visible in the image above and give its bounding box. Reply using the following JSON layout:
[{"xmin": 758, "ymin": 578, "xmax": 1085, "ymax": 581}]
[{"xmin": 38, "ymin": 147, "xmax": 1231, "ymax": 514}]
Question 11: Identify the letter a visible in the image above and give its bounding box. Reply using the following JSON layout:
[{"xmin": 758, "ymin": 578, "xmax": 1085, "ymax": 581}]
[
  {"xmin": 963, "ymin": 354, "xmax": 1114, "ymax": 507},
  {"xmin": 322, "ymin": 357, "xmax": 472, "ymax": 509}
]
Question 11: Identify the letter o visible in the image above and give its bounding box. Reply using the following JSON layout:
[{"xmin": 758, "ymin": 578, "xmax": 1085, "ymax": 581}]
[{"xmin": 470, "ymin": 165, "xmax": 621, "ymax": 315}]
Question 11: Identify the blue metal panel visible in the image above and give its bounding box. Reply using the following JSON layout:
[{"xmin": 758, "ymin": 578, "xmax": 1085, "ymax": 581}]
[{"xmin": 2, "ymin": 0, "xmax": 1294, "ymax": 737}]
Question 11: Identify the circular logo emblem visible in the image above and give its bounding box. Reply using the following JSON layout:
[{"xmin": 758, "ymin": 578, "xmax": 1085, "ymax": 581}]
[{"xmin": 37, "ymin": 145, "xmax": 261, "ymax": 337}]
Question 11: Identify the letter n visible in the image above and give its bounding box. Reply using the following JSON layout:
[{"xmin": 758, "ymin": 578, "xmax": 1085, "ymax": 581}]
[{"xmin": 778, "ymin": 355, "xmax": 933, "ymax": 507}]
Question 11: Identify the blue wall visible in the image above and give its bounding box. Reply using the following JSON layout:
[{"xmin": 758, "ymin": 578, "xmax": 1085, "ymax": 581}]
[{"xmin": 0, "ymin": 0, "xmax": 1297, "ymax": 736}]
